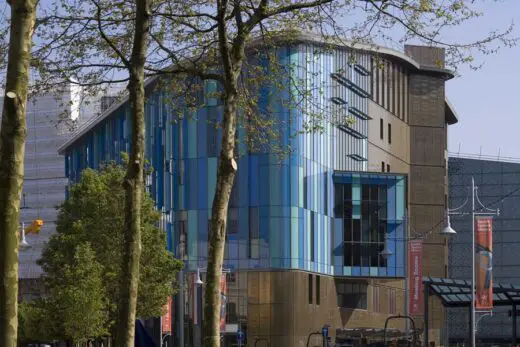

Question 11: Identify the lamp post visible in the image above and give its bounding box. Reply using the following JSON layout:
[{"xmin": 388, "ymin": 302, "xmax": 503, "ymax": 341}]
[
  {"xmin": 194, "ymin": 266, "xmax": 231, "ymax": 347},
  {"xmin": 446, "ymin": 178, "xmax": 499, "ymax": 347}
]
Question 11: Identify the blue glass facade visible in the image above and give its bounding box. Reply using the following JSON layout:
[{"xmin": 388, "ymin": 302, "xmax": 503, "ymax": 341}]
[{"xmin": 63, "ymin": 43, "xmax": 406, "ymax": 278}]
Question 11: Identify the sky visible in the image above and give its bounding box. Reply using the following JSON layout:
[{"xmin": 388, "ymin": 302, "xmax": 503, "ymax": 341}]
[{"xmin": 425, "ymin": 2, "xmax": 520, "ymax": 158}]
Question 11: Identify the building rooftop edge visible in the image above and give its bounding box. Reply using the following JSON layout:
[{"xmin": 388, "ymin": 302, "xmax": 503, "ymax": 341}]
[
  {"xmin": 445, "ymin": 98, "xmax": 458, "ymax": 125},
  {"xmin": 449, "ymin": 152, "xmax": 520, "ymax": 165},
  {"xmin": 58, "ymin": 32, "xmax": 456, "ymax": 154}
]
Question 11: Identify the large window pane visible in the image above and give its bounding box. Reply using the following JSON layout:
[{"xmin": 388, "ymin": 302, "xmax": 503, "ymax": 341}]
[
  {"xmin": 344, "ymin": 243, "xmax": 352, "ymax": 266},
  {"xmin": 361, "ymin": 244, "xmax": 370, "ymax": 267},
  {"xmin": 370, "ymin": 185, "xmax": 379, "ymax": 201},
  {"xmin": 334, "ymin": 184, "xmax": 343, "ymax": 218},
  {"xmin": 344, "ymin": 184, "xmax": 352, "ymax": 201},
  {"xmin": 335, "ymin": 281, "xmax": 368, "ymax": 309},
  {"xmin": 379, "ymin": 244, "xmax": 387, "ymax": 267},
  {"xmin": 353, "ymin": 220, "xmax": 361, "ymax": 242},
  {"xmin": 344, "ymin": 220, "xmax": 352, "ymax": 242},
  {"xmin": 353, "ymin": 244, "xmax": 361, "ymax": 266},
  {"xmin": 379, "ymin": 185, "xmax": 387, "ymax": 202},
  {"xmin": 362, "ymin": 184, "xmax": 370, "ymax": 200},
  {"xmin": 344, "ymin": 201, "xmax": 353, "ymax": 219},
  {"xmin": 362, "ymin": 219, "xmax": 370, "ymax": 242},
  {"xmin": 370, "ymin": 244, "xmax": 380, "ymax": 266}
]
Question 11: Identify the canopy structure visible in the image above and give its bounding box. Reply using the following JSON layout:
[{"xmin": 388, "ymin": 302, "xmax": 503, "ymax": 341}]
[
  {"xmin": 424, "ymin": 276, "xmax": 520, "ymax": 307},
  {"xmin": 423, "ymin": 277, "xmax": 520, "ymax": 346}
]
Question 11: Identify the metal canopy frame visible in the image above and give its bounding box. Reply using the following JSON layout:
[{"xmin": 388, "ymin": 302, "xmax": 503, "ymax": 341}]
[{"xmin": 423, "ymin": 277, "xmax": 520, "ymax": 346}]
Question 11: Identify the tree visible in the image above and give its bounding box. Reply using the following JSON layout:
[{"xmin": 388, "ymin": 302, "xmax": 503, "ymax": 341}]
[
  {"xmin": 19, "ymin": 163, "xmax": 182, "ymax": 343},
  {"xmin": 21, "ymin": 243, "xmax": 108, "ymax": 344},
  {"xmin": 0, "ymin": 1, "xmax": 38, "ymax": 346}
]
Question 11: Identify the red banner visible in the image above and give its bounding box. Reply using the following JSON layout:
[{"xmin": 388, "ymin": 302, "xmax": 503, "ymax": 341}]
[
  {"xmin": 408, "ymin": 240, "xmax": 423, "ymax": 315},
  {"xmin": 220, "ymin": 274, "xmax": 227, "ymax": 332},
  {"xmin": 475, "ymin": 217, "xmax": 493, "ymax": 310},
  {"xmin": 162, "ymin": 296, "xmax": 172, "ymax": 333}
]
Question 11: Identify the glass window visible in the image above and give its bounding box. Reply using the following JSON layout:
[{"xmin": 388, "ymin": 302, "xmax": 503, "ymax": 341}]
[
  {"xmin": 361, "ymin": 244, "xmax": 370, "ymax": 266},
  {"xmin": 362, "ymin": 184, "xmax": 370, "ymax": 200},
  {"xmin": 361, "ymin": 220, "xmax": 370, "ymax": 243},
  {"xmin": 353, "ymin": 219, "xmax": 361, "ymax": 242},
  {"xmin": 227, "ymin": 208, "xmax": 238, "ymax": 234},
  {"xmin": 381, "ymin": 161, "xmax": 385, "ymax": 173},
  {"xmin": 316, "ymin": 276, "xmax": 321, "ymax": 306},
  {"xmin": 344, "ymin": 243, "xmax": 352, "ymax": 266},
  {"xmin": 336, "ymin": 281, "xmax": 368, "ymax": 309},
  {"xmin": 344, "ymin": 220, "xmax": 352, "ymax": 242},
  {"xmin": 337, "ymin": 179, "xmax": 395, "ymax": 273},
  {"xmin": 353, "ymin": 244, "xmax": 361, "ymax": 266},
  {"xmin": 343, "ymin": 201, "xmax": 352, "ymax": 219},
  {"xmin": 334, "ymin": 184, "xmax": 343, "ymax": 218},
  {"xmin": 380, "ymin": 118, "xmax": 384, "ymax": 140},
  {"xmin": 303, "ymin": 176, "xmax": 308, "ymax": 209},
  {"xmin": 310, "ymin": 212, "xmax": 315, "ymax": 262},
  {"xmin": 344, "ymin": 184, "xmax": 352, "ymax": 201},
  {"xmin": 308, "ymin": 274, "xmax": 313, "ymax": 304},
  {"xmin": 388, "ymin": 123, "xmax": 392, "ymax": 144},
  {"xmin": 370, "ymin": 185, "xmax": 379, "ymax": 201},
  {"xmin": 379, "ymin": 185, "xmax": 387, "ymax": 202},
  {"xmin": 249, "ymin": 207, "xmax": 259, "ymax": 259},
  {"xmin": 324, "ymin": 177, "xmax": 328, "ymax": 216},
  {"xmin": 370, "ymin": 244, "xmax": 380, "ymax": 267}
]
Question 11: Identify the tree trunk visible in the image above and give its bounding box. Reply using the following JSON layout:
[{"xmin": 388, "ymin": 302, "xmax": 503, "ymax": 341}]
[
  {"xmin": 0, "ymin": 1, "xmax": 37, "ymax": 346},
  {"xmin": 115, "ymin": 1, "xmax": 151, "ymax": 346},
  {"xmin": 203, "ymin": 88, "xmax": 239, "ymax": 347}
]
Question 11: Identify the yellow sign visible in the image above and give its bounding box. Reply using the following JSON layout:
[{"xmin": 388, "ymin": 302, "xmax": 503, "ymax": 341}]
[{"xmin": 25, "ymin": 219, "xmax": 43, "ymax": 235}]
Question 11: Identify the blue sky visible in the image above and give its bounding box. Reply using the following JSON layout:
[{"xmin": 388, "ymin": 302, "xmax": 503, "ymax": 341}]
[{"xmin": 427, "ymin": 3, "xmax": 519, "ymax": 158}]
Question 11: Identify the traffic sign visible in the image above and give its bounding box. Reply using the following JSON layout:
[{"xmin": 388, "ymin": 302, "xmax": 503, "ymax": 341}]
[
  {"xmin": 322, "ymin": 326, "xmax": 329, "ymax": 337},
  {"xmin": 237, "ymin": 329, "xmax": 244, "ymax": 342}
]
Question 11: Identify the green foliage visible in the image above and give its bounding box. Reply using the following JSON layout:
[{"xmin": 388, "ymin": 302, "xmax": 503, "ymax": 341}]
[
  {"xmin": 20, "ymin": 162, "xmax": 182, "ymax": 342},
  {"xmin": 21, "ymin": 244, "xmax": 108, "ymax": 343}
]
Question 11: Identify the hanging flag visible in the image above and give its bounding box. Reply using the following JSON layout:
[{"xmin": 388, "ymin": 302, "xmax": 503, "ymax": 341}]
[
  {"xmin": 162, "ymin": 296, "xmax": 172, "ymax": 334},
  {"xmin": 475, "ymin": 217, "xmax": 493, "ymax": 310},
  {"xmin": 408, "ymin": 239, "xmax": 423, "ymax": 315}
]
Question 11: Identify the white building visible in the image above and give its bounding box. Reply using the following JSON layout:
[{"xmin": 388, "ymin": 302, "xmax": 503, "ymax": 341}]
[{"xmin": 0, "ymin": 83, "xmax": 122, "ymax": 297}]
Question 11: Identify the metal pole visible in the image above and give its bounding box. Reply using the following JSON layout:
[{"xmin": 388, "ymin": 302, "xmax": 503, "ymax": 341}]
[
  {"xmin": 468, "ymin": 304, "xmax": 472, "ymax": 347},
  {"xmin": 175, "ymin": 268, "xmax": 184, "ymax": 347},
  {"xmin": 513, "ymin": 303, "xmax": 517, "ymax": 346},
  {"xmin": 424, "ymin": 283, "xmax": 429, "ymax": 347},
  {"xmin": 471, "ymin": 177, "xmax": 476, "ymax": 347},
  {"xmin": 404, "ymin": 209, "xmax": 409, "ymax": 338}
]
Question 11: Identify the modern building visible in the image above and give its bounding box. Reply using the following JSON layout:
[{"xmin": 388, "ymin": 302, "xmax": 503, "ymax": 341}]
[
  {"xmin": 448, "ymin": 155, "xmax": 520, "ymax": 345},
  {"xmin": 59, "ymin": 33, "xmax": 458, "ymax": 347},
  {"xmin": 0, "ymin": 84, "xmax": 115, "ymax": 299}
]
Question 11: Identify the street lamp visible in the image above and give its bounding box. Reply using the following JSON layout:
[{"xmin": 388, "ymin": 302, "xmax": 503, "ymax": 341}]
[
  {"xmin": 193, "ymin": 266, "xmax": 231, "ymax": 346},
  {"xmin": 195, "ymin": 268, "xmax": 204, "ymax": 285},
  {"xmin": 380, "ymin": 236, "xmax": 393, "ymax": 260},
  {"xmin": 440, "ymin": 215, "xmax": 457, "ymax": 237},
  {"xmin": 20, "ymin": 222, "xmax": 31, "ymax": 250}
]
